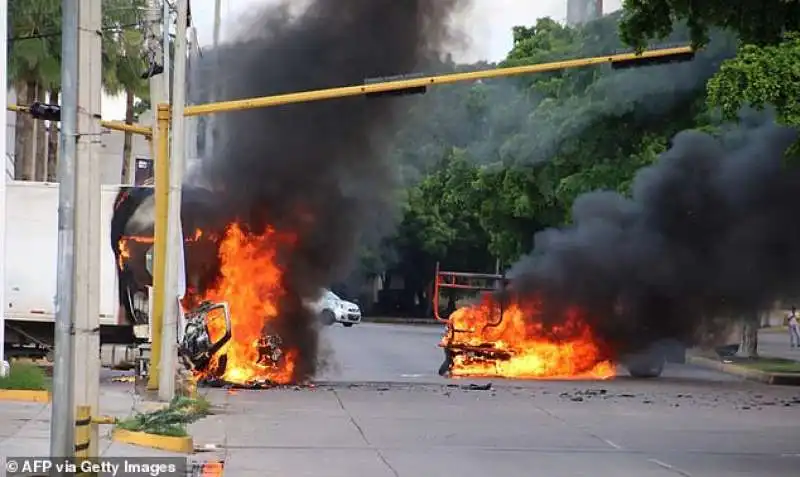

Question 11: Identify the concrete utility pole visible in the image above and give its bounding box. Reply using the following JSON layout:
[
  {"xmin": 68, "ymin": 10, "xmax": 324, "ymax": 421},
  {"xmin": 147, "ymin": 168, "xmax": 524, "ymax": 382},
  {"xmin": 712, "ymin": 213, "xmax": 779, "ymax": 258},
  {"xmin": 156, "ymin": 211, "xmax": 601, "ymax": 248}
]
[
  {"xmin": 163, "ymin": 0, "xmax": 171, "ymax": 105},
  {"xmin": 159, "ymin": 0, "xmax": 189, "ymax": 401},
  {"xmin": 72, "ymin": 0, "xmax": 103, "ymax": 456},
  {"xmin": 206, "ymin": 0, "xmax": 222, "ymax": 158},
  {"xmin": 146, "ymin": 0, "xmax": 166, "ymax": 108},
  {"xmin": 186, "ymin": 26, "xmax": 198, "ymax": 163},
  {"xmin": 0, "ymin": 0, "xmax": 8, "ymax": 378},
  {"xmin": 50, "ymin": 0, "xmax": 79, "ymax": 459}
]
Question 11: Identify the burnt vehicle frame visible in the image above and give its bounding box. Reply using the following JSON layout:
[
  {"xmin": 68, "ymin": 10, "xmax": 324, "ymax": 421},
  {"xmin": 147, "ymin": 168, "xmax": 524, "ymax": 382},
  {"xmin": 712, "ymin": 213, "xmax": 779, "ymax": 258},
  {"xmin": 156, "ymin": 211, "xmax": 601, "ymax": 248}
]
[
  {"xmin": 433, "ymin": 263, "xmax": 672, "ymax": 379},
  {"xmin": 433, "ymin": 263, "xmax": 511, "ymax": 377}
]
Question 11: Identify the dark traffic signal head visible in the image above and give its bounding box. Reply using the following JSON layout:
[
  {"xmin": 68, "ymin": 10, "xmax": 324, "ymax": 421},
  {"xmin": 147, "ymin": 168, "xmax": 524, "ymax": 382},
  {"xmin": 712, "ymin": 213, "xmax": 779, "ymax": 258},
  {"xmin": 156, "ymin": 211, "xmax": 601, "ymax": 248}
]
[
  {"xmin": 29, "ymin": 102, "xmax": 61, "ymax": 122},
  {"xmin": 364, "ymin": 73, "xmax": 427, "ymax": 98},
  {"xmin": 611, "ymin": 45, "xmax": 696, "ymax": 70}
]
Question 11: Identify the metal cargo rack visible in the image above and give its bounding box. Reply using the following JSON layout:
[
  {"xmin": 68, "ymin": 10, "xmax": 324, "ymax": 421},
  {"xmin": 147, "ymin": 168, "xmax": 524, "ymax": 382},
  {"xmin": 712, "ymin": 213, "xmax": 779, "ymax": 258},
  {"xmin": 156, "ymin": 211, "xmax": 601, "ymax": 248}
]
[{"xmin": 433, "ymin": 262, "xmax": 510, "ymax": 354}]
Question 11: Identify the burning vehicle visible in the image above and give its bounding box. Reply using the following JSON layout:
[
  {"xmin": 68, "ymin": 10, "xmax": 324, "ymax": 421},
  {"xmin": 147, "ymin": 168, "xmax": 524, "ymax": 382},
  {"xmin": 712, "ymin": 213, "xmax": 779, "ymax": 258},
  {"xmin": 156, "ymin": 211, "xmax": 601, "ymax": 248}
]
[
  {"xmin": 433, "ymin": 264, "xmax": 669, "ymax": 380},
  {"xmin": 111, "ymin": 186, "xmax": 303, "ymax": 387}
]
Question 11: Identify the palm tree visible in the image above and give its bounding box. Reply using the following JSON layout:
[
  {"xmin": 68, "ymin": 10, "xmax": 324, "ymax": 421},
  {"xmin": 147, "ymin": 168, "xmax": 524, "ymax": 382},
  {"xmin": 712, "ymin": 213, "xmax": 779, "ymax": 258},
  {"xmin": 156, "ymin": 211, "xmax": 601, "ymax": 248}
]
[
  {"xmin": 102, "ymin": 0, "xmax": 150, "ymax": 184},
  {"xmin": 7, "ymin": 0, "xmax": 61, "ymax": 181}
]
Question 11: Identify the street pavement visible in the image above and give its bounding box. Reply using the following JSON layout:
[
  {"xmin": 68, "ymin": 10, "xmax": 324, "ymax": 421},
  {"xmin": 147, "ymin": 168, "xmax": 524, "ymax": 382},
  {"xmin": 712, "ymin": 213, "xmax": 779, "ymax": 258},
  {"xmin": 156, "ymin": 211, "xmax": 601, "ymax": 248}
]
[{"xmin": 1, "ymin": 322, "xmax": 799, "ymax": 477}]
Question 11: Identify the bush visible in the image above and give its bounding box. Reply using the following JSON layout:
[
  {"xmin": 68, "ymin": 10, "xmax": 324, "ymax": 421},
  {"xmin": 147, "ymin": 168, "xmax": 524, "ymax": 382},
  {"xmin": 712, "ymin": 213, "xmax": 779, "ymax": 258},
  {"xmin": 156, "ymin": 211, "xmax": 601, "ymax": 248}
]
[
  {"xmin": 115, "ymin": 395, "xmax": 212, "ymax": 437},
  {"xmin": 0, "ymin": 362, "xmax": 48, "ymax": 390}
]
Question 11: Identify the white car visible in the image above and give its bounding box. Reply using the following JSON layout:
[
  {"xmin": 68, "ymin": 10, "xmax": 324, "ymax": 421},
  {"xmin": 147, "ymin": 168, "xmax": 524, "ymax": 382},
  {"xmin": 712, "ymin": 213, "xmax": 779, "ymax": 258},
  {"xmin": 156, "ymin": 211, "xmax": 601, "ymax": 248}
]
[{"xmin": 308, "ymin": 289, "xmax": 362, "ymax": 327}]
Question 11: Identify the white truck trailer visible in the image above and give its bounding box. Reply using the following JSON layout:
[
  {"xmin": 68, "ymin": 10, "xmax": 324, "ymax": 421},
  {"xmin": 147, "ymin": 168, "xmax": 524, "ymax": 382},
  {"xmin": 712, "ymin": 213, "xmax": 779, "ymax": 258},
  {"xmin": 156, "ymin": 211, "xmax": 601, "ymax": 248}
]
[{"xmin": 2, "ymin": 181, "xmax": 145, "ymax": 367}]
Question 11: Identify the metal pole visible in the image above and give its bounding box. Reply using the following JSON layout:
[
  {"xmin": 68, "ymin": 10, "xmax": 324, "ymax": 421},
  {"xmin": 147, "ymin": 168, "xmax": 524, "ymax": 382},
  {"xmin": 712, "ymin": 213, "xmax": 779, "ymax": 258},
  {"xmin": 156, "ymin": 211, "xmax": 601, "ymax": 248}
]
[
  {"xmin": 51, "ymin": 0, "xmax": 78, "ymax": 459},
  {"xmin": 0, "ymin": 0, "xmax": 9, "ymax": 377},
  {"xmin": 145, "ymin": 0, "xmax": 165, "ymax": 391},
  {"xmin": 159, "ymin": 0, "xmax": 188, "ymax": 400},
  {"xmin": 182, "ymin": 45, "xmax": 695, "ymax": 117},
  {"xmin": 149, "ymin": 104, "xmax": 170, "ymax": 391}
]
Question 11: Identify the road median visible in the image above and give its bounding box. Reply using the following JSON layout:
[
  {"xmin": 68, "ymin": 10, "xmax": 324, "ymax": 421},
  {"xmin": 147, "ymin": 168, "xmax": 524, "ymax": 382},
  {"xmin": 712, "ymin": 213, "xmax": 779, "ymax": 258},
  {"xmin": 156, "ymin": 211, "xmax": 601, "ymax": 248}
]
[{"xmin": 687, "ymin": 353, "xmax": 800, "ymax": 386}]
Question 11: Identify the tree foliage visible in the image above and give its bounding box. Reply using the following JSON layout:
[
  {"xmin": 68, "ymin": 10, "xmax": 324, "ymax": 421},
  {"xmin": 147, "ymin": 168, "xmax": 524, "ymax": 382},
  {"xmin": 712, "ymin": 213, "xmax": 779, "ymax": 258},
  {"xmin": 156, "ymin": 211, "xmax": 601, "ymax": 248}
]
[
  {"xmin": 7, "ymin": 0, "xmax": 62, "ymax": 88},
  {"xmin": 7, "ymin": 0, "xmax": 152, "ymax": 183},
  {"xmin": 707, "ymin": 35, "xmax": 800, "ymax": 126},
  {"xmin": 619, "ymin": 0, "xmax": 800, "ymax": 49}
]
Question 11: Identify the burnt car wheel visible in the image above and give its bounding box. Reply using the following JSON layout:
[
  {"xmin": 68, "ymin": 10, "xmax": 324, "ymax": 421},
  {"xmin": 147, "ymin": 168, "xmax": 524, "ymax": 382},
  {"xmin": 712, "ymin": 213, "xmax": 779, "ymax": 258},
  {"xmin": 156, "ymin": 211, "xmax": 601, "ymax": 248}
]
[
  {"xmin": 626, "ymin": 355, "xmax": 666, "ymax": 378},
  {"xmin": 320, "ymin": 310, "xmax": 336, "ymax": 326},
  {"xmin": 438, "ymin": 349, "xmax": 454, "ymax": 377}
]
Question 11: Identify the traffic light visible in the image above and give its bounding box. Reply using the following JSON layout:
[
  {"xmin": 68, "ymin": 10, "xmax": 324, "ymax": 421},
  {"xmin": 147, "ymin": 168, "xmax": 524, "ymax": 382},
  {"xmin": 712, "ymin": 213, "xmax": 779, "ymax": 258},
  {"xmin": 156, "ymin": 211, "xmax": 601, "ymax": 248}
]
[
  {"xmin": 28, "ymin": 102, "xmax": 61, "ymax": 121},
  {"xmin": 611, "ymin": 46, "xmax": 695, "ymax": 70},
  {"xmin": 364, "ymin": 73, "xmax": 427, "ymax": 98}
]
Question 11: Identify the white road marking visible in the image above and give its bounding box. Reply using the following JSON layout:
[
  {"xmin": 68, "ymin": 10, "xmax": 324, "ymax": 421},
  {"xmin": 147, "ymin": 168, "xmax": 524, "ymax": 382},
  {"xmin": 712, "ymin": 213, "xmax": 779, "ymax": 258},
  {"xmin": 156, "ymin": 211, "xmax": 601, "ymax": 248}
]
[
  {"xmin": 400, "ymin": 374, "xmax": 424, "ymax": 378},
  {"xmin": 603, "ymin": 439, "xmax": 622, "ymax": 449},
  {"xmin": 648, "ymin": 458, "xmax": 692, "ymax": 476}
]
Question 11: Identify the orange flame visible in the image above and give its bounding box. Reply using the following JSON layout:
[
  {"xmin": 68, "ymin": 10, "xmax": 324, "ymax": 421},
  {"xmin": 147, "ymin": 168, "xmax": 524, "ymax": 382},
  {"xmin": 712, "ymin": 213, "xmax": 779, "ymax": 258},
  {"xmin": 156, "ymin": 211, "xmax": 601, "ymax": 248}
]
[
  {"xmin": 193, "ymin": 222, "xmax": 298, "ymax": 385},
  {"xmin": 116, "ymin": 235, "xmax": 153, "ymax": 270},
  {"xmin": 199, "ymin": 461, "xmax": 224, "ymax": 477},
  {"xmin": 443, "ymin": 295, "xmax": 615, "ymax": 379}
]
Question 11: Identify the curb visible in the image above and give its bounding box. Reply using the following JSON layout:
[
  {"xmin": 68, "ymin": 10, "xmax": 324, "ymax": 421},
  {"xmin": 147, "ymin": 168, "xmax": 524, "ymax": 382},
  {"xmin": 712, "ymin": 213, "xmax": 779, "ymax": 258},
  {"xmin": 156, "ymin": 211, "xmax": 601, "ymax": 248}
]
[
  {"xmin": 0, "ymin": 389, "xmax": 52, "ymax": 403},
  {"xmin": 687, "ymin": 355, "xmax": 800, "ymax": 386},
  {"xmin": 362, "ymin": 317, "xmax": 444, "ymax": 326},
  {"xmin": 112, "ymin": 428, "xmax": 194, "ymax": 454}
]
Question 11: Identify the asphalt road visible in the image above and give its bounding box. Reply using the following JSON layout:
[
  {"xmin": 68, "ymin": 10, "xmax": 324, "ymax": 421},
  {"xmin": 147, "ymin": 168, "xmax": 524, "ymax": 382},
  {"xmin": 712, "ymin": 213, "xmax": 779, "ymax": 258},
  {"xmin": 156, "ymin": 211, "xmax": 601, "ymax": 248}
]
[
  {"xmin": 75, "ymin": 323, "xmax": 800, "ymax": 475},
  {"xmin": 315, "ymin": 322, "xmax": 741, "ymax": 384}
]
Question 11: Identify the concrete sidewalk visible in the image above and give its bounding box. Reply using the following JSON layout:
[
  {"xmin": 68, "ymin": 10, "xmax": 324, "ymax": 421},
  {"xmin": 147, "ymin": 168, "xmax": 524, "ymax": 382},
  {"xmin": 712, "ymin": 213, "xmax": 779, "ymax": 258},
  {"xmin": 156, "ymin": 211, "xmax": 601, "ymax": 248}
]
[
  {"xmin": 686, "ymin": 329, "xmax": 800, "ymax": 385},
  {"xmin": 758, "ymin": 328, "xmax": 800, "ymax": 361},
  {"xmin": 0, "ymin": 382, "xmax": 209, "ymax": 460}
]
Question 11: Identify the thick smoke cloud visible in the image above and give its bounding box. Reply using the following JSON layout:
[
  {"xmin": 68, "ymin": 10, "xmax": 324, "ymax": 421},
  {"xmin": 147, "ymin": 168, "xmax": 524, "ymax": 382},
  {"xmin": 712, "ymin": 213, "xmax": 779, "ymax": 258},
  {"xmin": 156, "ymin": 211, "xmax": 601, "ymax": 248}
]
[
  {"xmin": 198, "ymin": 0, "xmax": 468, "ymax": 380},
  {"xmin": 507, "ymin": 116, "xmax": 800, "ymax": 358}
]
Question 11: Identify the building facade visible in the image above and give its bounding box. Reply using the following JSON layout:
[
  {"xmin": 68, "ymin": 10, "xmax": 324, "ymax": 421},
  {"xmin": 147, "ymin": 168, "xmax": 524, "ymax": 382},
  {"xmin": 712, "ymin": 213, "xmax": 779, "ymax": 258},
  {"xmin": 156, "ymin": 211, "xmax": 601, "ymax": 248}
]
[{"xmin": 566, "ymin": 0, "xmax": 603, "ymax": 26}]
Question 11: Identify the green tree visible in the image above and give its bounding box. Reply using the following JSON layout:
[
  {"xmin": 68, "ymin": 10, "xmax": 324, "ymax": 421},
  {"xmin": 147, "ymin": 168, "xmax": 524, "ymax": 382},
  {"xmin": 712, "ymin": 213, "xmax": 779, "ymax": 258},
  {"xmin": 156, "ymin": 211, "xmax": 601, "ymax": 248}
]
[
  {"xmin": 706, "ymin": 35, "xmax": 800, "ymax": 127},
  {"xmin": 393, "ymin": 149, "xmax": 492, "ymax": 315},
  {"xmin": 7, "ymin": 0, "xmax": 61, "ymax": 181},
  {"xmin": 619, "ymin": 0, "xmax": 800, "ymax": 49},
  {"xmin": 102, "ymin": 0, "xmax": 150, "ymax": 184}
]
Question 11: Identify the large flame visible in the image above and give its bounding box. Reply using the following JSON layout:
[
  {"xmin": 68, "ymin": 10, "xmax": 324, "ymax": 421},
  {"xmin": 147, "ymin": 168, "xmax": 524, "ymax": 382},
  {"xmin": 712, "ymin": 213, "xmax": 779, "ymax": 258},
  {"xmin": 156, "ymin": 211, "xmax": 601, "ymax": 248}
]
[
  {"xmin": 116, "ymin": 222, "xmax": 300, "ymax": 386},
  {"xmin": 192, "ymin": 223, "xmax": 298, "ymax": 385},
  {"xmin": 443, "ymin": 294, "xmax": 615, "ymax": 379}
]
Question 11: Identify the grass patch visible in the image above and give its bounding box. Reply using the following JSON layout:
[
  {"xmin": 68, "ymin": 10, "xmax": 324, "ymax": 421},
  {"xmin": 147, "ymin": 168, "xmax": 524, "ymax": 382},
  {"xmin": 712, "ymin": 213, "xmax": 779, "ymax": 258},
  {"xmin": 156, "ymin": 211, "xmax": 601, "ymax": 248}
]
[
  {"xmin": 733, "ymin": 356, "xmax": 800, "ymax": 374},
  {"xmin": 0, "ymin": 362, "xmax": 49, "ymax": 390},
  {"xmin": 115, "ymin": 395, "xmax": 213, "ymax": 437}
]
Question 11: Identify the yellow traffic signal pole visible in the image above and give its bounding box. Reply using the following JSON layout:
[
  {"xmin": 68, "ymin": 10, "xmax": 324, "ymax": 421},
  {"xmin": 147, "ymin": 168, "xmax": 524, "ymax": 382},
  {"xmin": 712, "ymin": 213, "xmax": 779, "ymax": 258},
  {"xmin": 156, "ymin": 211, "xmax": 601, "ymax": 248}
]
[{"xmin": 184, "ymin": 46, "xmax": 694, "ymax": 116}]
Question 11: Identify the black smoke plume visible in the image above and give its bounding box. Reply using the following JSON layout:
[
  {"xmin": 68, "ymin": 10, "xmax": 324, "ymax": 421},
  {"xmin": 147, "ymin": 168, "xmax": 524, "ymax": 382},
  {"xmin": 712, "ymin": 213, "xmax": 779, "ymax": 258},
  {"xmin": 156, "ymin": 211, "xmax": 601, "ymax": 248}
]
[
  {"xmin": 195, "ymin": 0, "xmax": 468, "ymax": 380},
  {"xmin": 505, "ymin": 116, "xmax": 800, "ymax": 358}
]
